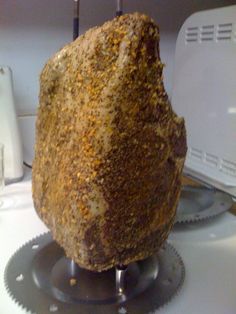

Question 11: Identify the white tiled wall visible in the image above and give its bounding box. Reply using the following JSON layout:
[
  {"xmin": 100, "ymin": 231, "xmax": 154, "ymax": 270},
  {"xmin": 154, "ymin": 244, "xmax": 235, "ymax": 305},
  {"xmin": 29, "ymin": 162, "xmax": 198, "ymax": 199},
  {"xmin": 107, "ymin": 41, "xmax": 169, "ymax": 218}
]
[{"xmin": 1, "ymin": 0, "xmax": 235, "ymax": 164}]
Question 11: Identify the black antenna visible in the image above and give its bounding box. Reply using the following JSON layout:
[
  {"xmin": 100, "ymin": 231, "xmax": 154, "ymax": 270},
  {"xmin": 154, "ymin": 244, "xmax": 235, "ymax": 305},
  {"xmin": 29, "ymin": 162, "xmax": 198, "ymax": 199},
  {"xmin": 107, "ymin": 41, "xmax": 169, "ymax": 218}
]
[
  {"xmin": 116, "ymin": 0, "xmax": 123, "ymax": 17},
  {"xmin": 73, "ymin": 0, "xmax": 80, "ymax": 40}
]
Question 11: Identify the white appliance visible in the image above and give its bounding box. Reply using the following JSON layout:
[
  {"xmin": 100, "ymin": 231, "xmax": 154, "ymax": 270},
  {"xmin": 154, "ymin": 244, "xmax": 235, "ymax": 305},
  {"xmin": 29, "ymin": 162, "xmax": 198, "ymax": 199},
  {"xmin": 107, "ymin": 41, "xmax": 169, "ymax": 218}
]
[
  {"xmin": 172, "ymin": 5, "xmax": 236, "ymax": 197},
  {"xmin": 0, "ymin": 66, "xmax": 23, "ymax": 183}
]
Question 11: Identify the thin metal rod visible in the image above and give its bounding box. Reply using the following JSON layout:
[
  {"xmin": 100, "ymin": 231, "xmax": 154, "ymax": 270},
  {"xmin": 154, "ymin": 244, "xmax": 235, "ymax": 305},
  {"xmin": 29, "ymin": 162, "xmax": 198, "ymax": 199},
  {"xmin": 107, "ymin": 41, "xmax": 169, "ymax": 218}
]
[
  {"xmin": 116, "ymin": 0, "xmax": 123, "ymax": 16},
  {"xmin": 73, "ymin": 0, "xmax": 80, "ymax": 40},
  {"xmin": 70, "ymin": 260, "xmax": 77, "ymax": 277},
  {"xmin": 116, "ymin": 264, "xmax": 127, "ymax": 295}
]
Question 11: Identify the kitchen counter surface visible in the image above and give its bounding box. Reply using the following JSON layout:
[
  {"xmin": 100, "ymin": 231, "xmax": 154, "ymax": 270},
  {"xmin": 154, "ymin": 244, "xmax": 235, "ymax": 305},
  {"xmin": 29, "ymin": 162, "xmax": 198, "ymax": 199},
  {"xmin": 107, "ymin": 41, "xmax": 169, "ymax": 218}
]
[{"xmin": 1, "ymin": 171, "xmax": 236, "ymax": 314}]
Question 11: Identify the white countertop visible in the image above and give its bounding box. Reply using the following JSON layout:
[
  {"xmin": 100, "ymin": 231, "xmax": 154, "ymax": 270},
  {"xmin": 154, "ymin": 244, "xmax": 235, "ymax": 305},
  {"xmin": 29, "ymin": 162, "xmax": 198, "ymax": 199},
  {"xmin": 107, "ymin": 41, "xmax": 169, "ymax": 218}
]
[{"xmin": 1, "ymin": 171, "xmax": 236, "ymax": 314}]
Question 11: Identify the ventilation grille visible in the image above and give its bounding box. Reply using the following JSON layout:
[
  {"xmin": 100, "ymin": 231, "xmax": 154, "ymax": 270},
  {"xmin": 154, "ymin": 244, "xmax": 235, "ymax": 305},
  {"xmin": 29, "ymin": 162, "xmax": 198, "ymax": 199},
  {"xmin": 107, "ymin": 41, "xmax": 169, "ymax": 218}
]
[
  {"xmin": 189, "ymin": 147, "xmax": 203, "ymax": 161},
  {"xmin": 185, "ymin": 27, "xmax": 198, "ymax": 43},
  {"xmin": 217, "ymin": 23, "xmax": 232, "ymax": 41},
  {"xmin": 185, "ymin": 22, "xmax": 234, "ymax": 44},
  {"xmin": 189, "ymin": 148, "xmax": 236, "ymax": 178},
  {"xmin": 221, "ymin": 159, "xmax": 236, "ymax": 177},
  {"xmin": 205, "ymin": 153, "xmax": 218, "ymax": 167},
  {"xmin": 200, "ymin": 25, "xmax": 214, "ymax": 42}
]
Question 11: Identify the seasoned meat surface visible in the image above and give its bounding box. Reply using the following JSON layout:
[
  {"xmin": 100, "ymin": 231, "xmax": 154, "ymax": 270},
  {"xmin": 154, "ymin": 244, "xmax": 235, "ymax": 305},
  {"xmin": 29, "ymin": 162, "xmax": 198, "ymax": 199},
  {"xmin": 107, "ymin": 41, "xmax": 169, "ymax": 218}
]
[{"xmin": 32, "ymin": 13, "xmax": 187, "ymax": 271}]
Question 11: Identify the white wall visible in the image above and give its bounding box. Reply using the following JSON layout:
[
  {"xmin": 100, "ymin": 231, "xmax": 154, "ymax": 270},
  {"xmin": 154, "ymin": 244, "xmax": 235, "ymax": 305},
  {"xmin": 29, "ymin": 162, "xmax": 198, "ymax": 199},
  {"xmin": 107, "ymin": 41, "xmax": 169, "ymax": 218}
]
[{"xmin": 1, "ymin": 0, "xmax": 235, "ymax": 163}]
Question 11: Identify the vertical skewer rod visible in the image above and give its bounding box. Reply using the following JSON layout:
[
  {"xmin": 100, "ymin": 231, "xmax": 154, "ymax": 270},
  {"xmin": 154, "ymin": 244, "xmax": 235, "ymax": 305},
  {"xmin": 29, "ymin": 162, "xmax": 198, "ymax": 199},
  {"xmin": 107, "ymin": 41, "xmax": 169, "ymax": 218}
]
[
  {"xmin": 116, "ymin": 0, "xmax": 123, "ymax": 16},
  {"xmin": 116, "ymin": 264, "xmax": 127, "ymax": 295},
  {"xmin": 73, "ymin": 0, "xmax": 80, "ymax": 40},
  {"xmin": 70, "ymin": 260, "xmax": 77, "ymax": 277}
]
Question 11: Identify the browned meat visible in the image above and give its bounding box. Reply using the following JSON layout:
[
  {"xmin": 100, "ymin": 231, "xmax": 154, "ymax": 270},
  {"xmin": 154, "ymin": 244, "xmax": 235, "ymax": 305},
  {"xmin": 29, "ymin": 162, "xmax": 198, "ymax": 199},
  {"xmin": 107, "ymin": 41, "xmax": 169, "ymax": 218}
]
[{"xmin": 32, "ymin": 13, "xmax": 187, "ymax": 271}]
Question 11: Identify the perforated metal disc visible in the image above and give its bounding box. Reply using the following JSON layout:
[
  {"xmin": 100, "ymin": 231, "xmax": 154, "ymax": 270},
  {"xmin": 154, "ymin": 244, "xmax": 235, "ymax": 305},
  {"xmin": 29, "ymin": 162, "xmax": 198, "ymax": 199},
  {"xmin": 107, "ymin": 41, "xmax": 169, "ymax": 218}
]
[
  {"xmin": 175, "ymin": 185, "xmax": 233, "ymax": 223},
  {"xmin": 4, "ymin": 232, "xmax": 185, "ymax": 314}
]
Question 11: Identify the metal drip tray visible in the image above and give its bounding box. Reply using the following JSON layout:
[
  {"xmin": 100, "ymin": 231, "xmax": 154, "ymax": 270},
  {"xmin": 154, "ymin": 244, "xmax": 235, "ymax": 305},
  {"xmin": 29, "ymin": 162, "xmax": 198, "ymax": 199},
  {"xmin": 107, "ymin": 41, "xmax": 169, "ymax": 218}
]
[
  {"xmin": 176, "ymin": 185, "xmax": 233, "ymax": 223},
  {"xmin": 33, "ymin": 247, "xmax": 159, "ymax": 305},
  {"xmin": 4, "ymin": 233, "xmax": 185, "ymax": 314}
]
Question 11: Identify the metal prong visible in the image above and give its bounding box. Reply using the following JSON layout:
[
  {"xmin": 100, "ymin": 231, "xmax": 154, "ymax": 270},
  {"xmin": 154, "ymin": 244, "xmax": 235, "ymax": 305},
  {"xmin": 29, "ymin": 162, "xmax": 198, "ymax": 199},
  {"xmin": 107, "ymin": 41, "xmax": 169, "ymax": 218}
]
[
  {"xmin": 73, "ymin": 0, "xmax": 80, "ymax": 40},
  {"xmin": 116, "ymin": 264, "xmax": 127, "ymax": 295},
  {"xmin": 116, "ymin": 0, "xmax": 123, "ymax": 16},
  {"xmin": 70, "ymin": 260, "xmax": 78, "ymax": 277}
]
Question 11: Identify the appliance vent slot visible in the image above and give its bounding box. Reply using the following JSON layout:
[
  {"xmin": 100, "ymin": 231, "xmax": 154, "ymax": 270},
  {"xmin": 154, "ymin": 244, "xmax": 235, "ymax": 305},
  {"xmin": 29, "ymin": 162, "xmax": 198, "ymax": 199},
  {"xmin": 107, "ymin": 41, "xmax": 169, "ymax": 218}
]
[
  {"xmin": 202, "ymin": 25, "xmax": 214, "ymax": 29},
  {"xmin": 200, "ymin": 25, "xmax": 214, "ymax": 42},
  {"xmin": 217, "ymin": 23, "xmax": 232, "ymax": 41},
  {"xmin": 221, "ymin": 159, "xmax": 236, "ymax": 177},
  {"xmin": 205, "ymin": 153, "xmax": 218, "ymax": 168},
  {"xmin": 185, "ymin": 26, "xmax": 198, "ymax": 43},
  {"xmin": 190, "ymin": 147, "xmax": 203, "ymax": 161}
]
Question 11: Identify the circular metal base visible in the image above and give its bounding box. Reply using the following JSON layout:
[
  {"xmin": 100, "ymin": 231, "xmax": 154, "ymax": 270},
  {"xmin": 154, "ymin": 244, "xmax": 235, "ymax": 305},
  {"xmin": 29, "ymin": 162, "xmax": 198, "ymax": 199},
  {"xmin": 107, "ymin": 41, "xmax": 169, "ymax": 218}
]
[
  {"xmin": 175, "ymin": 185, "xmax": 233, "ymax": 224},
  {"xmin": 4, "ymin": 233, "xmax": 185, "ymax": 314}
]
